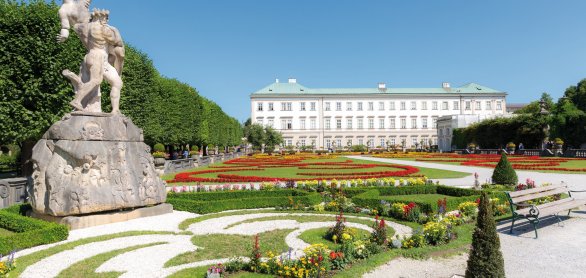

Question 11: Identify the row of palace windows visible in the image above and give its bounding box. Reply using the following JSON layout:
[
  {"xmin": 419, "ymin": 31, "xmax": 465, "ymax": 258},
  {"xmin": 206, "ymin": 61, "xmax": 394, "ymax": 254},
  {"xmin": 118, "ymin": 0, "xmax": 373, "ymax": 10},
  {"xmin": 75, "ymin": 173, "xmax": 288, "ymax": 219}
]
[
  {"xmin": 256, "ymin": 100, "xmax": 503, "ymax": 112},
  {"xmin": 283, "ymin": 137, "xmax": 438, "ymax": 148},
  {"xmin": 256, "ymin": 117, "xmax": 439, "ymax": 130}
]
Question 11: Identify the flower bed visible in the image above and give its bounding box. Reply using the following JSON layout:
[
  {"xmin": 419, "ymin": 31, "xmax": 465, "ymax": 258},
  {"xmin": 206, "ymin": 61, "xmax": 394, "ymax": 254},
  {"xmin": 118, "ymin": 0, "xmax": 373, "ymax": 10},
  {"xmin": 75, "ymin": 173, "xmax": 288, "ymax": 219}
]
[{"xmin": 168, "ymin": 156, "xmax": 421, "ymax": 184}]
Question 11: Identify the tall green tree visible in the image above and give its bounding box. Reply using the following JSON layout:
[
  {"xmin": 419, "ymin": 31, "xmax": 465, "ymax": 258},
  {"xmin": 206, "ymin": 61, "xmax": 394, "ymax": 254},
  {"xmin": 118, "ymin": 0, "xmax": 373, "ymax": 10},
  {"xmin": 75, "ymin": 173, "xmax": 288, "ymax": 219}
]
[
  {"xmin": 491, "ymin": 153, "xmax": 518, "ymax": 185},
  {"xmin": 244, "ymin": 123, "xmax": 266, "ymax": 151},
  {"xmin": 465, "ymin": 192, "xmax": 505, "ymax": 278},
  {"xmin": 0, "ymin": 0, "xmax": 84, "ymax": 145},
  {"xmin": 264, "ymin": 126, "xmax": 284, "ymax": 153}
]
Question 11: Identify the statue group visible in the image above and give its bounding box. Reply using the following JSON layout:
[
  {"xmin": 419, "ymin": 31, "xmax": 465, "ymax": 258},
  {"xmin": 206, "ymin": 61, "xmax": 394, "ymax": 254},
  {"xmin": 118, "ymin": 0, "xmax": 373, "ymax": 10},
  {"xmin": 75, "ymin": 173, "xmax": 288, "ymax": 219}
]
[
  {"xmin": 28, "ymin": 0, "xmax": 168, "ymax": 222},
  {"xmin": 58, "ymin": 0, "xmax": 124, "ymax": 114}
]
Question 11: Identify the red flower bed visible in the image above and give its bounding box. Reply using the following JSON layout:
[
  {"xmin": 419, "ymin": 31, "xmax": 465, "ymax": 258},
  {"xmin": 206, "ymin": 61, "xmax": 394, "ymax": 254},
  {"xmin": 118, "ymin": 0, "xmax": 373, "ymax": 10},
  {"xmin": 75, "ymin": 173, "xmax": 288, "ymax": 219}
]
[
  {"xmin": 415, "ymin": 155, "xmax": 586, "ymax": 172},
  {"xmin": 168, "ymin": 157, "xmax": 421, "ymax": 183}
]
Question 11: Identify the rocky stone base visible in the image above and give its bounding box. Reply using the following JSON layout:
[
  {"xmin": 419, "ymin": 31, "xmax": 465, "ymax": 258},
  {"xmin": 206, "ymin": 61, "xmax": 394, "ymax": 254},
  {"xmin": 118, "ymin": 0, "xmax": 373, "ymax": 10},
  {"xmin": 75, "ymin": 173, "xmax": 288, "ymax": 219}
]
[{"xmin": 31, "ymin": 203, "xmax": 173, "ymax": 230}]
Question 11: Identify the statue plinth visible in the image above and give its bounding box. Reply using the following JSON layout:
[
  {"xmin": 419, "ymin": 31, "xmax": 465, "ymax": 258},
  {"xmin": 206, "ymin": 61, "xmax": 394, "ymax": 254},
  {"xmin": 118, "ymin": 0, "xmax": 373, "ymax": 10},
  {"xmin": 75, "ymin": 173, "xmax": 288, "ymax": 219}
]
[{"xmin": 30, "ymin": 113, "xmax": 167, "ymax": 217}]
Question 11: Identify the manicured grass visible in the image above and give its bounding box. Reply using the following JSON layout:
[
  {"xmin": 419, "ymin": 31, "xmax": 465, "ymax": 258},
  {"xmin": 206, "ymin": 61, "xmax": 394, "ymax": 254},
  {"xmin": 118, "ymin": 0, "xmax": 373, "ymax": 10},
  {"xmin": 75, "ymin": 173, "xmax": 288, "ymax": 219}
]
[
  {"xmin": 350, "ymin": 158, "xmax": 470, "ymax": 179},
  {"xmin": 0, "ymin": 227, "xmax": 14, "ymax": 237},
  {"xmin": 224, "ymin": 214, "xmax": 378, "ymax": 229},
  {"xmin": 298, "ymin": 227, "xmax": 373, "ymax": 248},
  {"xmin": 9, "ymin": 231, "xmax": 177, "ymax": 278},
  {"xmin": 166, "ymin": 265, "xmax": 209, "ymax": 278},
  {"xmin": 57, "ymin": 243, "xmax": 164, "ymax": 278},
  {"xmin": 165, "ymin": 229, "xmax": 293, "ymax": 267}
]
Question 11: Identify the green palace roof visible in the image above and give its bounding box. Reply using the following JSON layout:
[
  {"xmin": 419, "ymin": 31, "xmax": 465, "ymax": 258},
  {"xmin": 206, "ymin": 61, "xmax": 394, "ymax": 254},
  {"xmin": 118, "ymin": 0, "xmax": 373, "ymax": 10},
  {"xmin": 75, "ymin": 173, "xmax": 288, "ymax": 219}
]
[{"xmin": 251, "ymin": 81, "xmax": 505, "ymax": 96}]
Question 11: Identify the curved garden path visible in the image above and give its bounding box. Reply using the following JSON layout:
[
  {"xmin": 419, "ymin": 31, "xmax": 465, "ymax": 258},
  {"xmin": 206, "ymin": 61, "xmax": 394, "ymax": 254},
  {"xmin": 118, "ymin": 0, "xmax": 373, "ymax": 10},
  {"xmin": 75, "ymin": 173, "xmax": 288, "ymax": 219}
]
[
  {"xmin": 349, "ymin": 156, "xmax": 586, "ymax": 192},
  {"xmin": 16, "ymin": 210, "xmax": 412, "ymax": 278}
]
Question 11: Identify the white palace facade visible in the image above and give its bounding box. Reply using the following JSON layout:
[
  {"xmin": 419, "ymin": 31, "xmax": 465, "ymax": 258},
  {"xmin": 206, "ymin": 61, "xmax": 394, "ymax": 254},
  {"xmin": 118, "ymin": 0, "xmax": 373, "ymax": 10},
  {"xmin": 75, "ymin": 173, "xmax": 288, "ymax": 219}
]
[{"xmin": 250, "ymin": 79, "xmax": 507, "ymax": 150}]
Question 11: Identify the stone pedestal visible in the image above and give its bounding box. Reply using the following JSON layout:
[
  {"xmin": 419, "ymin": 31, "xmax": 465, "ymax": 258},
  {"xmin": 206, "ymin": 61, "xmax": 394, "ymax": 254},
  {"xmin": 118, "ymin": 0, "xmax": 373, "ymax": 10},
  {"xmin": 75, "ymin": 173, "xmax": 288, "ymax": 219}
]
[
  {"xmin": 29, "ymin": 112, "xmax": 167, "ymax": 217},
  {"xmin": 31, "ymin": 203, "xmax": 173, "ymax": 230}
]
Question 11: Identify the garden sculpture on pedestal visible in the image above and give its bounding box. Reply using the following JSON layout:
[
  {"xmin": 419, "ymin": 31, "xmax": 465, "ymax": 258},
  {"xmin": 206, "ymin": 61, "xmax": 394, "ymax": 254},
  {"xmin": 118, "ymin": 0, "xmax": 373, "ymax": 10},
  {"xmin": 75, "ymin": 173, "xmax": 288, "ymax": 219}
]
[{"xmin": 28, "ymin": 0, "xmax": 167, "ymax": 219}]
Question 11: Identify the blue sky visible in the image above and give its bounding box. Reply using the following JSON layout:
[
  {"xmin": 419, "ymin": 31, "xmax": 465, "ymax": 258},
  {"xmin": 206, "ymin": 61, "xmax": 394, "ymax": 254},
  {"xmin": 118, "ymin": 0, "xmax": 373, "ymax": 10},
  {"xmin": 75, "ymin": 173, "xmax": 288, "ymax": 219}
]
[{"xmin": 74, "ymin": 0, "xmax": 586, "ymax": 121}]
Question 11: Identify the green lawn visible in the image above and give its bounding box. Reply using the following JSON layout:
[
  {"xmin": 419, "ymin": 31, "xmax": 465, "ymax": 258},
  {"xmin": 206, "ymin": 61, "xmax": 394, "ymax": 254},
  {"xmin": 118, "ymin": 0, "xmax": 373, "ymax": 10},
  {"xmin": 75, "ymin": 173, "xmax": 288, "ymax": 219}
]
[
  {"xmin": 164, "ymin": 156, "xmax": 470, "ymax": 185},
  {"xmin": 165, "ymin": 229, "xmax": 293, "ymax": 267},
  {"xmin": 298, "ymin": 227, "xmax": 372, "ymax": 248},
  {"xmin": 224, "ymin": 215, "xmax": 378, "ymax": 229}
]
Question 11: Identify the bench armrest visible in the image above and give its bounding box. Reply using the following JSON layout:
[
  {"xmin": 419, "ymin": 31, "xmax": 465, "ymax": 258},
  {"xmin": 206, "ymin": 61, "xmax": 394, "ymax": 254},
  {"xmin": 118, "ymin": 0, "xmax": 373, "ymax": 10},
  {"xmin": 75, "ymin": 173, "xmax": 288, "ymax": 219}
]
[{"xmin": 526, "ymin": 205, "xmax": 540, "ymax": 219}]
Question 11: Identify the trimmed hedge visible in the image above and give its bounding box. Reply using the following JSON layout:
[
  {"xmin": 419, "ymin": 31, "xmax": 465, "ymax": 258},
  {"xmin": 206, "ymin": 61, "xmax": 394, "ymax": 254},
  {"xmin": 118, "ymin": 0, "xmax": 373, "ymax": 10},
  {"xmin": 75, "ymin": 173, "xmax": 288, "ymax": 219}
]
[
  {"xmin": 352, "ymin": 186, "xmax": 504, "ymax": 214},
  {"xmin": 167, "ymin": 190, "xmax": 322, "ymax": 214},
  {"xmin": 0, "ymin": 209, "xmax": 69, "ymax": 254}
]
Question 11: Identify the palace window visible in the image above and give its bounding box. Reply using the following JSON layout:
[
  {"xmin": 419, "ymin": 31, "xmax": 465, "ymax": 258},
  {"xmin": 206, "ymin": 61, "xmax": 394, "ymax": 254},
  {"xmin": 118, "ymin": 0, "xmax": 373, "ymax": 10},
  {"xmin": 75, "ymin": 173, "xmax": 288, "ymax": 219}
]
[
  {"xmin": 310, "ymin": 119, "xmax": 316, "ymax": 129},
  {"xmin": 336, "ymin": 119, "xmax": 342, "ymax": 129},
  {"xmin": 389, "ymin": 101, "xmax": 395, "ymax": 110},
  {"xmin": 400, "ymin": 102, "xmax": 406, "ymax": 110},
  {"xmin": 476, "ymin": 101, "xmax": 481, "ymax": 110},
  {"xmin": 346, "ymin": 102, "xmax": 352, "ymax": 111},
  {"xmin": 379, "ymin": 102, "xmax": 385, "ymax": 111},
  {"xmin": 300, "ymin": 102, "xmax": 306, "ymax": 111},
  {"xmin": 310, "ymin": 102, "xmax": 316, "ymax": 111},
  {"xmin": 422, "ymin": 101, "xmax": 427, "ymax": 110},
  {"xmin": 347, "ymin": 118, "xmax": 353, "ymax": 129},
  {"xmin": 401, "ymin": 118, "xmax": 406, "ymax": 129},
  {"xmin": 453, "ymin": 101, "xmax": 459, "ymax": 110},
  {"xmin": 268, "ymin": 102, "xmax": 274, "ymax": 111},
  {"xmin": 325, "ymin": 102, "xmax": 331, "ymax": 111},
  {"xmin": 379, "ymin": 118, "xmax": 385, "ymax": 129},
  {"xmin": 368, "ymin": 102, "xmax": 374, "ymax": 111},
  {"xmin": 442, "ymin": 101, "xmax": 448, "ymax": 110},
  {"xmin": 486, "ymin": 101, "xmax": 492, "ymax": 110},
  {"xmin": 432, "ymin": 101, "xmax": 438, "ymax": 110},
  {"xmin": 411, "ymin": 101, "xmax": 417, "ymax": 110},
  {"xmin": 422, "ymin": 118, "xmax": 428, "ymax": 129},
  {"xmin": 336, "ymin": 102, "xmax": 342, "ymax": 111},
  {"xmin": 411, "ymin": 118, "xmax": 417, "ymax": 129},
  {"xmin": 368, "ymin": 118, "xmax": 374, "ymax": 129},
  {"xmin": 325, "ymin": 119, "xmax": 331, "ymax": 129},
  {"xmin": 357, "ymin": 118, "xmax": 364, "ymax": 129},
  {"xmin": 281, "ymin": 102, "xmax": 292, "ymax": 111},
  {"xmin": 257, "ymin": 102, "xmax": 263, "ymax": 111},
  {"xmin": 357, "ymin": 102, "xmax": 363, "ymax": 111},
  {"xmin": 300, "ymin": 119, "xmax": 306, "ymax": 130},
  {"xmin": 390, "ymin": 118, "xmax": 396, "ymax": 129}
]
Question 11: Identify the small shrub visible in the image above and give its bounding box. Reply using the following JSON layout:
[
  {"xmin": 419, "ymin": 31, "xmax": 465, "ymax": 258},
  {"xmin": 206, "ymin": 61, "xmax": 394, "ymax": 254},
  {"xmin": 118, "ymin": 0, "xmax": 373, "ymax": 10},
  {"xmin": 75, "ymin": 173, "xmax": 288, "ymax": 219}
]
[
  {"xmin": 458, "ymin": 201, "xmax": 478, "ymax": 217},
  {"xmin": 491, "ymin": 153, "xmax": 518, "ymax": 185},
  {"xmin": 153, "ymin": 143, "xmax": 165, "ymax": 152},
  {"xmin": 423, "ymin": 221, "xmax": 449, "ymax": 245}
]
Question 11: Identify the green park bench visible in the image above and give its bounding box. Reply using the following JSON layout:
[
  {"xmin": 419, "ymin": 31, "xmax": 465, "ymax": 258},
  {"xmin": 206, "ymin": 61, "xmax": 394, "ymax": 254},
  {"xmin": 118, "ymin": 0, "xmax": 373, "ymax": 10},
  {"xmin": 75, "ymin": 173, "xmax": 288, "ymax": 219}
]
[{"xmin": 506, "ymin": 184, "xmax": 586, "ymax": 238}]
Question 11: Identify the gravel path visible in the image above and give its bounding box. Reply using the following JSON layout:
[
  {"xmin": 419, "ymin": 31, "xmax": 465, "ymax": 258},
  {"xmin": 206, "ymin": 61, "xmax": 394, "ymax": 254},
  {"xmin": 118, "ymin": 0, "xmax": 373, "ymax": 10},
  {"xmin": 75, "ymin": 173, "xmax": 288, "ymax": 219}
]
[
  {"xmin": 350, "ymin": 156, "xmax": 586, "ymax": 191},
  {"xmin": 17, "ymin": 210, "xmax": 411, "ymax": 277}
]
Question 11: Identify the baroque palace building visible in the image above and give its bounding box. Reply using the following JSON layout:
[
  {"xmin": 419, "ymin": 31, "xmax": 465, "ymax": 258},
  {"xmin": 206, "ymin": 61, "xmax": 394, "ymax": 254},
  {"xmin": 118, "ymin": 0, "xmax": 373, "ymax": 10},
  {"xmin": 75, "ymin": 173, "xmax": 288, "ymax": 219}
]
[{"xmin": 250, "ymin": 78, "xmax": 507, "ymax": 150}]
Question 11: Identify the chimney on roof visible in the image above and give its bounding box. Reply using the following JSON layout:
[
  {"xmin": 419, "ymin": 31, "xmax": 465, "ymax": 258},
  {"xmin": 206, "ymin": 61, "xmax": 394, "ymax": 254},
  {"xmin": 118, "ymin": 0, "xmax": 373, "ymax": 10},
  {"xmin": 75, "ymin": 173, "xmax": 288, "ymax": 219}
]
[
  {"xmin": 288, "ymin": 78, "xmax": 297, "ymax": 84},
  {"xmin": 275, "ymin": 79, "xmax": 279, "ymax": 83},
  {"xmin": 442, "ymin": 82, "xmax": 451, "ymax": 89},
  {"xmin": 378, "ymin": 83, "xmax": 386, "ymax": 89}
]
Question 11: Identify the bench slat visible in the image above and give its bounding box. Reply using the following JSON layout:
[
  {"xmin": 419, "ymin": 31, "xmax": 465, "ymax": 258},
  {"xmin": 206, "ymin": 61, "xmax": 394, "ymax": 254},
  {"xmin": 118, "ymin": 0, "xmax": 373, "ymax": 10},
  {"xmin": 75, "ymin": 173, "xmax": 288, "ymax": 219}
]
[
  {"xmin": 511, "ymin": 187, "xmax": 569, "ymax": 204},
  {"xmin": 516, "ymin": 198, "xmax": 574, "ymax": 214},
  {"xmin": 508, "ymin": 184, "xmax": 567, "ymax": 198},
  {"xmin": 516, "ymin": 198, "xmax": 586, "ymax": 217}
]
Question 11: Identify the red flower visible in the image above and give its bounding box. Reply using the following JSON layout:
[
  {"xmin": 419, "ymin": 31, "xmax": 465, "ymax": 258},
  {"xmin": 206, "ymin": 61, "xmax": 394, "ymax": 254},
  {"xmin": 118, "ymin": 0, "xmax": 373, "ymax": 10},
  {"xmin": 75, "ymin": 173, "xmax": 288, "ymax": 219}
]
[{"xmin": 329, "ymin": 251, "xmax": 337, "ymax": 260}]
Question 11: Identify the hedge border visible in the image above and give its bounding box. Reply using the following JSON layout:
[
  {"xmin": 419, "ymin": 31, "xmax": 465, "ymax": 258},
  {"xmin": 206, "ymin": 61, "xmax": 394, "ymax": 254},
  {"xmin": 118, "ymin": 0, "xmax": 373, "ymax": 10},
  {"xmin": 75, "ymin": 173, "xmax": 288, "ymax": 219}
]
[
  {"xmin": 0, "ymin": 205, "xmax": 69, "ymax": 254},
  {"xmin": 167, "ymin": 190, "xmax": 322, "ymax": 214}
]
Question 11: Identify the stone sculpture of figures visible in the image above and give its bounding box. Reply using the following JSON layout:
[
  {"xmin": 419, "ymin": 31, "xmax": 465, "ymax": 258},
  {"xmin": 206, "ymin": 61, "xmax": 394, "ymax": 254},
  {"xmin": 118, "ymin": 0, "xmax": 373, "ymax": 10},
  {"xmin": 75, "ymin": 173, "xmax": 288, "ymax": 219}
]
[{"xmin": 57, "ymin": 0, "xmax": 125, "ymax": 115}]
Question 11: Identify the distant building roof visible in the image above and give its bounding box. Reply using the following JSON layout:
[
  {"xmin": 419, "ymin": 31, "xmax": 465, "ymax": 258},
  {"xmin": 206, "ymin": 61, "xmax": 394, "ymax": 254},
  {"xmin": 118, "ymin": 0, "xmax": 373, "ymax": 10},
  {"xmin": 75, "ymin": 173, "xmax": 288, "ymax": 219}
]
[
  {"xmin": 506, "ymin": 103, "xmax": 528, "ymax": 113},
  {"xmin": 251, "ymin": 80, "xmax": 506, "ymax": 96}
]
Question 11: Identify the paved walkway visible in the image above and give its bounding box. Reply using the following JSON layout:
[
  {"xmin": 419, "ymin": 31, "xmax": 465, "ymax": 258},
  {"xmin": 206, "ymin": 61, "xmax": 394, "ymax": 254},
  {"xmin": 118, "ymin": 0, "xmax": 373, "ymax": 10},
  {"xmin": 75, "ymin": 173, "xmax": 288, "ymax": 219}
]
[{"xmin": 349, "ymin": 156, "xmax": 586, "ymax": 192}]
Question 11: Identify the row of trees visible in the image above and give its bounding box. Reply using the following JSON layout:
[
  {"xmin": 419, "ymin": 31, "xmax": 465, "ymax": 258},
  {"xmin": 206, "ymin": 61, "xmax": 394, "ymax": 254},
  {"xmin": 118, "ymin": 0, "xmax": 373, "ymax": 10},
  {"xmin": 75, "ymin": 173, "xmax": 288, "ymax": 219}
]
[
  {"xmin": 0, "ymin": 1, "xmax": 242, "ymax": 156},
  {"xmin": 453, "ymin": 81, "xmax": 586, "ymax": 149}
]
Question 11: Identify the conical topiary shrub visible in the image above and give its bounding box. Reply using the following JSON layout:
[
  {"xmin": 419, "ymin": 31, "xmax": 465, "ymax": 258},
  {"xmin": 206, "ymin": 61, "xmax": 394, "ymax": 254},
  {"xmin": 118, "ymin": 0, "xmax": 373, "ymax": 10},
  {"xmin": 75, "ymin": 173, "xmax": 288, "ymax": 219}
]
[
  {"xmin": 491, "ymin": 152, "xmax": 518, "ymax": 185},
  {"xmin": 465, "ymin": 192, "xmax": 505, "ymax": 278}
]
